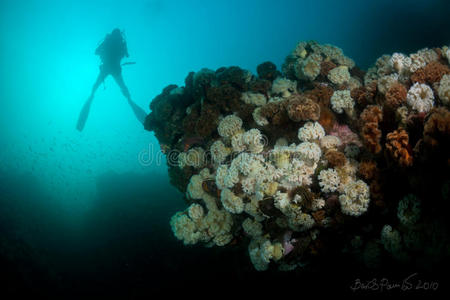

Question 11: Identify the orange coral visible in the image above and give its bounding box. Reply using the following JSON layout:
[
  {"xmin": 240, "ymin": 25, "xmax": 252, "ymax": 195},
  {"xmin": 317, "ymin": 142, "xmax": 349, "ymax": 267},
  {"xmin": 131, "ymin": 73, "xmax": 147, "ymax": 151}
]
[
  {"xmin": 304, "ymin": 84, "xmax": 334, "ymax": 107},
  {"xmin": 360, "ymin": 105, "xmax": 383, "ymax": 154},
  {"xmin": 325, "ymin": 150, "xmax": 347, "ymax": 167},
  {"xmin": 317, "ymin": 105, "xmax": 336, "ymax": 133},
  {"xmin": 320, "ymin": 60, "xmax": 337, "ymax": 77},
  {"xmin": 411, "ymin": 61, "xmax": 450, "ymax": 84},
  {"xmin": 351, "ymin": 81, "xmax": 377, "ymax": 106},
  {"xmin": 385, "ymin": 82, "xmax": 407, "ymax": 108},
  {"xmin": 351, "ymin": 87, "xmax": 366, "ymax": 104},
  {"xmin": 362, "ymin": 122, "xmax": 382, "ymax": 154},
  {"xmin": 260, "ymin": 102, "xmax": 289, "ymax": 126},
  {"xmin": 423, "ymin": 107, "xmax": 450, "ymax": 147},
  {"xmin": 358, "ymin": 160, "xmax": 378, "ymax": 180},
  {"xmin": 287, "ymin": 94, "xmax": 321, "ymax": 122},
  {"xmin": 360, "ymin": 105, "xmax": 383, "ymax": 127},
  {"xmin": 385, "ymin": 129, "xmax": 413, "ymax": 167},
  {"xmin": 312, "ymin": 210, "xmax": 326, "ymax": 226},
  {"xmin": 410, "ymin": 68, "xmax": 426, "ymax": 84}
]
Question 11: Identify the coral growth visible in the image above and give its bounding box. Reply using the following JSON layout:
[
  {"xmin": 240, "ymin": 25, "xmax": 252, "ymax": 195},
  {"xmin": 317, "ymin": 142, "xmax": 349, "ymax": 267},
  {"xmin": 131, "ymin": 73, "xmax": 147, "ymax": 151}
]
[
  {"xmin": 330, "ymin": 90, "xmax": 354, "ymax": 115},
  {"xmin": 385, "ymin": 82, "xmax": 407, "ymax": 108},
  {"xmin": 298, "ymin": 121, "xmax": 325, "ymax": 142},
  {"xmin": 358, "ymin": 160, "xmax": 378, "ymax": 180},
  {"xmin": 272, "ymin": 77, "xmax": 297, "ymax": 97},
  {"xmin": 329, "ymin": 123, "xmax": 362, "ymax": 147},
  {"xmin": 406, "ymin": 83, "xmax": 434, "ymax": 113},
  {"xmin": 351, "ymin": 82, "xmax": 377, "ymax": 107},
  {"xmin": 217, "ymin": 115, "xmax": 243, "ymax": 138},
  {"xmin": 287, "ymin": 95, "xmax": 321, "ymax": 122},
  {"xmin": 423, "ymin": 107, "xmax": 450, "ymax": 147},
  {"xmin": 339, "ymin": 180, "xmax": 370, "ymax": 216},
  {"xmin": 360, "ymin": 105, "xmax": 383, "ymax": 154},
  {"xmin": 257, "ymin": 61, "xmax": 280, "ymax": 81},
  {"xmin": 146, "ymin": 41, "xmax": 450, "ymax": 273},
  {"xmin": 325, "ymin": 150, "xmax": 347, "ymax": 168},
  {"xmin": 320, "ymin": 60, "xmax": 337, "ymax": 77},
  {"xmin": 438, "ymin": 74, "xmax": 450, "ymax": 106},
  {"xmin": 328, "ymin": 66, "xmax": 351, "ymax": 85},
  {"xmin": 385, "ymin": 129, "xmax": 413, "ymax": 167},
  {"xmin": 318, "ymin": 168, "xmax": 340, "ymax": 193},
  {"xmin": 411, "ymin": 61, "xmax": 450, "ymax": 84}
]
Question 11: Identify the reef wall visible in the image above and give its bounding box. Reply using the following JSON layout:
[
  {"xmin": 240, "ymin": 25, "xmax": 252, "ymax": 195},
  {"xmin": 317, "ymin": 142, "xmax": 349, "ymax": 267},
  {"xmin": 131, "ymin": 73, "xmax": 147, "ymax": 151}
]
[{"xmin": 145, "ymin": 41, "xmax": 450, "ymax": 271}]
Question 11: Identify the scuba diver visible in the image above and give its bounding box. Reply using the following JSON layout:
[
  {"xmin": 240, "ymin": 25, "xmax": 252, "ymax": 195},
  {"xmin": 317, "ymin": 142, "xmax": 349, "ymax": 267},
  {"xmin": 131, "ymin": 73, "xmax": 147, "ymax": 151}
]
[{"xmin": 77, "ymin": 28, "xmax": 147, "ymax": 131}]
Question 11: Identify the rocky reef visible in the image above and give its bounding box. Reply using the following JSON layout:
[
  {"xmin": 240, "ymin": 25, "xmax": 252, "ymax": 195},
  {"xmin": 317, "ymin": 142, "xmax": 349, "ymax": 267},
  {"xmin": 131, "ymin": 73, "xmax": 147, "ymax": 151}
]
[{"xmin": 145, "ymin": 41, "xmax": 450, "ymax": 272}]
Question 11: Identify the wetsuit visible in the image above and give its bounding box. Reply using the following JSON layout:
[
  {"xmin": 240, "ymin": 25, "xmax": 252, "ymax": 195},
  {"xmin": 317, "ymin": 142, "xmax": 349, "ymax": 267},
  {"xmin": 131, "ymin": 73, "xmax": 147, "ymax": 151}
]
[
  {"xmin": 78, "ymin": 31, "xmax": 146, "ymax": 130},
  {"xmin": 90, "ymin": 33, "xmax": 131, "ymax": 100}
]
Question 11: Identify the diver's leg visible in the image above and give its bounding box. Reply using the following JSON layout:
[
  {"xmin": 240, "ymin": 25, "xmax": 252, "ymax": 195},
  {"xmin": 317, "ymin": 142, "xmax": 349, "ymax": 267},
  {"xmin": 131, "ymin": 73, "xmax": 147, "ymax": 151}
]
[
  {"xmin": 112, "ymin": 72, "xmax": 147, "ymax": 124},
  {"xmin": 77, "ymin": 66, "xmax": 108, "ymax": 131},
  {"xmin": 89, "ymin": 69, "xmax": 108, "ymax": 99},
  {"xmin": 77, "ymin": 69, "xmax": 108, "ymax": 131},
  {"xmin": 111, "ymin": 71, "xmax": 131, "ymax": 100}
]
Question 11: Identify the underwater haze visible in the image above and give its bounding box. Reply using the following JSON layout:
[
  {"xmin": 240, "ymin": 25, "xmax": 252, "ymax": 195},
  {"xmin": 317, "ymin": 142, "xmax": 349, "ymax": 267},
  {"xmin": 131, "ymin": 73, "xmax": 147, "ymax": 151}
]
[{"xmin": 1, "ymin": 0, "xmax": 449, "ymax": 297}]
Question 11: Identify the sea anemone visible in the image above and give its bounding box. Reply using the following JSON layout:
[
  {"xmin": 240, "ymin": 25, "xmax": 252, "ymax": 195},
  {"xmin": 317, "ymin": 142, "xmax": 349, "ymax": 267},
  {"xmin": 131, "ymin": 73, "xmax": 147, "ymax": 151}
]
[
  {"xmin": 298, "ymin": 121, "xmax": 325, "ymax": 142},
  {"xmin": 423, "ymin": 107, "xmax": 450, "ymax": 147},
  {"xmin": 360, "ymin": 105, "xmax": 383, "ymax": 154},
  {"xmin": 327, "ymin": 66, "xmax": 351, "ymax": 85},
  {"xmin": 320, "ymin": 60, "xmax": 337, "ymax": 77},
  {"xmin": 330, "ymin": 90, "xmax": 354, "ymax": 116},
  {"xmin": 272, "ymin": 77, "xmax": 297, "ymax": 98},
  {"xmin": 406, "ymin": 82, "xmax": 434, "ymax": 113},
  {"xmin": 339, "ymin": 180, "xmax": 370, "ymax": 216},
  {"xmin": 287, "ymin": 95, "xmax": 321, "ymax": 122},
  {"xmin": 438, "ymin": 74, "xmax": 450, "ymax": 106},
  {"xmin": 325, "ymin": 150, "xmax": 347, "ymax": 167},
  {"xmin": 318, "ymin": 168, "xmax": 340, "ymax": 193},
  {"xmin": 385, "ymin": 129, "xmax": 413, "ymax": 167},
  {"xmin": 358, "ymin": 160, "xmax": 378, "ymax": 180},
  {"xmin": 385, "ymin": 82, "xmax": 407, "ymax": 108},
  {"xmin": 411, "ymin": 61, "xmax": 450, "ymax": 84},
  {"xmin": 217, "ymin": 115, "xmax": 243, "ymax": 138}
]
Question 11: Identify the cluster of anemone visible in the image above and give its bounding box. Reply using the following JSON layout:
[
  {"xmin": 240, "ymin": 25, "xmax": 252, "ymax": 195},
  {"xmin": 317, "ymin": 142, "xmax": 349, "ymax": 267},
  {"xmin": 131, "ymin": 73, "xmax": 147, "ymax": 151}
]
[
  {"xmin": 146, "ymin": 41, "xmax": 450, "ymax": 272},
  {"xmin": 385, "ymin": 129, "xmax": 413, "ymax": 166},
  {"xmin": 360, "ymin": 105, "xmax": 383, "ymax": 154}
]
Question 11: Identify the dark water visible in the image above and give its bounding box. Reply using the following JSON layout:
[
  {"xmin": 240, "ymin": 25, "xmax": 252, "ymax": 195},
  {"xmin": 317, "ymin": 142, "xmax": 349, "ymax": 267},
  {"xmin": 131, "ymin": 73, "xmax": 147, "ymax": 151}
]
[
  {"xmin": 3, "ymin": 170, "xmax": 445, "ymax": 297},
  {"xmin": 1, "ymin": 0, "xmax": 449, "ymax": 298}
]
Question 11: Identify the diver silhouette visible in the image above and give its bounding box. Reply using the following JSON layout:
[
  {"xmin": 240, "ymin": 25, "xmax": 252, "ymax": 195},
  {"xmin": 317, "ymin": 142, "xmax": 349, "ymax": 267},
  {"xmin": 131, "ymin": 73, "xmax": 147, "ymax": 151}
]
[{"xmin": 77, "ymin": 28, "xmax": 147, "ymax": 131}]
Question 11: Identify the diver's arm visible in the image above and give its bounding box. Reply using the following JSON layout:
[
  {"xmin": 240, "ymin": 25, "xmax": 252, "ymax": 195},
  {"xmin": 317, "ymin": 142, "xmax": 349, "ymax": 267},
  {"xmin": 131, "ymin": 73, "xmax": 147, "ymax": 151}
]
[
  {"xmin": 95, "ymin": 34, "xmax": 109, "ymax": 55},
  {"xmin": 95, "ymin": 44, "xmax": 102, "ymax": 55},
  {"xmin": 95, "ymin": 41, "xmax": 105, "ymax": 55}
]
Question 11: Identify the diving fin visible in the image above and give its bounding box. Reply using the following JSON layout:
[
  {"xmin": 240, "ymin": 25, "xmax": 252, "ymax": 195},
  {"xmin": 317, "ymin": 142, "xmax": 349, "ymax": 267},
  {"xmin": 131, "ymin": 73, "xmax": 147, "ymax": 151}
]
[
  {"xmin": 127, "ymin": 98, "xmax": 147, "ymax": 124},
  {"xmin": 76, "ymin": 96, "xmax": 94, "ymax": 132}
]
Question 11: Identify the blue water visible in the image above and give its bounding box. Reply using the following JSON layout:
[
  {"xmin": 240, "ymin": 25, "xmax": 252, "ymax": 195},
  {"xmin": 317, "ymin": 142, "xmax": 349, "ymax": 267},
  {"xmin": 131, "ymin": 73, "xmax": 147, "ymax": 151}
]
[{"xmin": 0, "ymin": 0, "xmax": 448, "ymax": 297}]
